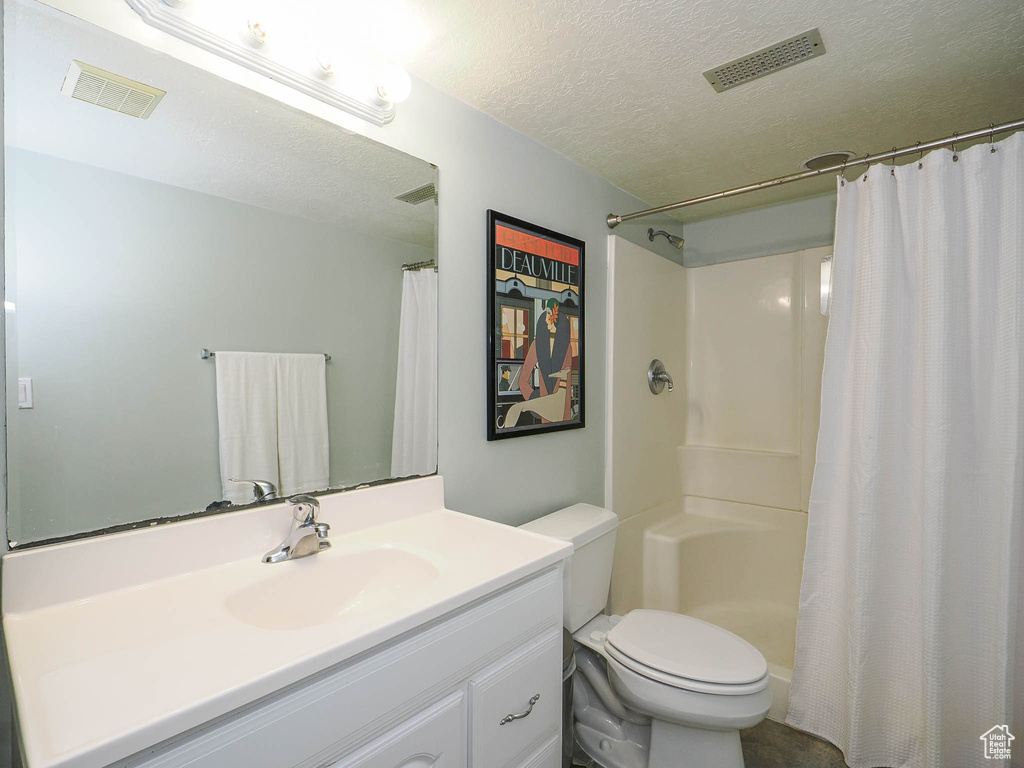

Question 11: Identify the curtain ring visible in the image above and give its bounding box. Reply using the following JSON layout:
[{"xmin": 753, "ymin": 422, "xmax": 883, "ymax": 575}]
[
  {"xmin": 862, "ymin": 153, "xmax": 870, "ymax": 182},
  {"xmin": 951, "ymin": 132, "xmax": 959, "ymax": 162},
  {"xmin": 989, "ymin": 123, "xmax": 997, "ymax": 154},
  {"xmin": 917, "ymin": 141, "xmax": 923, "ymax": 169},
  {"xmin": 890, "ymin": 147, "xmax": 898, "ymax": 177},
  {"xmin": 840, "ymin": 158, "xmax": 847, "ymax": 186}
]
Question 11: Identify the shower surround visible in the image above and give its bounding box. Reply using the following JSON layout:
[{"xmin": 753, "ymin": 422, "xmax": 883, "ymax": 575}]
[{"xmin": 605, "ymin": 236, "xmax": 828, "ymax": 720}]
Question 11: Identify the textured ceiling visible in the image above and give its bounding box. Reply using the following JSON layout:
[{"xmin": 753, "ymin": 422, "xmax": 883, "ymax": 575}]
[
  {"xmin": 12, "ymin": 0, "xmax": 1024, "ymax": 230},
  {"xmin": 5, "ymin": 0, "xmax": 438, "ymax": 247},
  {"xmin": 383, "ymin": 0, "xmax": 1024, "ymax": 221}
]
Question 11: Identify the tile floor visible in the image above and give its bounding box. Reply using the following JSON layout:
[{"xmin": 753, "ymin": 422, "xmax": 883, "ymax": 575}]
[
  {"xmin": 572, "ymin": 718, "xmax": 849, "ymax": 767},
  {"xmin": 741, "ymin": 718, "xmax": 849, "ymax": 768}
]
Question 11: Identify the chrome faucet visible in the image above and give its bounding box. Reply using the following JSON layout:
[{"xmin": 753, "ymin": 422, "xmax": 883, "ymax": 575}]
[
  {"xmin": 262, "ymin": 494, "xmax": 331, "ymax": 563},
  {"xmin": 230, "ymin": 478, "xmax": 278, "ymax": 503}
]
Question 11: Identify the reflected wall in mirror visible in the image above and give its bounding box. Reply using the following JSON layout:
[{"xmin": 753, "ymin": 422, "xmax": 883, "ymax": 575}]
[{"xmin": 4, "ymin": 0, "xmax": 439, "ymax": 546}]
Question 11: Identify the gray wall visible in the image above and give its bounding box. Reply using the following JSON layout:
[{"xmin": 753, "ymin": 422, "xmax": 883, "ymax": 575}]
[
  {"xmin": 681, "ymin": 193, "xmax": 837, "ymax": 267},
  {"xmin": 5, "ymin": 149, "xmax": 431, "ymax": 543},
  {"xmin": 359, "ymin": 99, "xmax": 675, "ymax": 526},
  {"xmin": 326, "ymin": 65, "xmax": 663, "ymax": 527}
]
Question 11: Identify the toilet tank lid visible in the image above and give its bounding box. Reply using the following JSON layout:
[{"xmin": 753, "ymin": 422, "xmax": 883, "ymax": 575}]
[{"xmin": 519, "ymin": 503, "xmax": 618, "ymax": 549}]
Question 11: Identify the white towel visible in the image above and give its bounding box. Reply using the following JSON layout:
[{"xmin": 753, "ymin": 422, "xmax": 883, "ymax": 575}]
[
  {"xmin": 275, "ymin": 354, "xmax": 330, "ymax": 497},
  {"xmin": 215, "ymin": 352, "xmax": 280, "ymax": 505}
]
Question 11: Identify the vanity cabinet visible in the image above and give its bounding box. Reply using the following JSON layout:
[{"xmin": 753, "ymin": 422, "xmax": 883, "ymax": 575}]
[
  {"xmin": 511, "ymin": 737, "xmax": 560, "ymax": 768},
  {"xmin": 468, "ymin": 632, "xmax": 561, "ymax": 768},
  {"xmin": 120, "ymin": 568, "xmax": 563, "ymax": 768},
  {"xmin": 324, "ymin": 693, "xmax": 465, "ymax": 768}
]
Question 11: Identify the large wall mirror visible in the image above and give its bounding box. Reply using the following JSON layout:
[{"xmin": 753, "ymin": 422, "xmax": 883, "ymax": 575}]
[{"xmin": 4, "ymin": 0, "xmax": 439, "ymax": 546}]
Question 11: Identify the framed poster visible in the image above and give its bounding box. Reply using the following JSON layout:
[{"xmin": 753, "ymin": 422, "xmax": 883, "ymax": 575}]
[{"xmin": 487, "ymin": 210, "xmax": 585, "ymax": 440}]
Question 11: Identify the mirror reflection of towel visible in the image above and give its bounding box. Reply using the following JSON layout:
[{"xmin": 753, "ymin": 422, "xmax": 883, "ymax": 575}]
[
  {"xmin": 215, "ymin": 352, "xmax": 329, "ymax": 504},
  {"xmin": 276, "ymin": 354, "xmax": 329, "ymax": 498}
]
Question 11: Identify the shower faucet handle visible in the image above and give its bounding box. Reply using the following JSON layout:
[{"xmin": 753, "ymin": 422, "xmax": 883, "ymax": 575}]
[{"xmin": 648, "ymin": 359, "xmax": 674, "ymax": 394}]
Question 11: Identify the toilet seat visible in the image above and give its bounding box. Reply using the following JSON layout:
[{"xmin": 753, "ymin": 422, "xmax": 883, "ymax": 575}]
[
  {"xmin": 605, "ymin": 642, "xmax": 769, "ymax": 696},
  {"xmin": 605, "ymin": 610, "xmax": 769, "ymax": 696},
  {"xmin": 605, "ymin": 653, "xmax": 774, "ymax": 733}
]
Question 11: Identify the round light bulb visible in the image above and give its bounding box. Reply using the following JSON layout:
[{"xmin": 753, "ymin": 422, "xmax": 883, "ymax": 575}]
[
  {"xmin": 246, "ymin": 18, "xmax": 268, "ymax": 45},
  {"xmin": 376, "ymin": 65, "xmax": 412, "ymax": 103},
  {"xmin": 316, "ymin": 54, "xmax": 334, "ymax": 78}
]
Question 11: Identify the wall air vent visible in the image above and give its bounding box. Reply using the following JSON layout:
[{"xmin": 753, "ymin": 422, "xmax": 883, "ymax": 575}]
[
  {"xmin": 395, "ymin": 183, "xmax": 438, "ymax": 205},
  {"xmin": 703, "ymin": 29, "xmax": 825, "ymax": 93},
  {"xmin": 61, "ymin": 61, "xmax": 165, "ymax": 119}
]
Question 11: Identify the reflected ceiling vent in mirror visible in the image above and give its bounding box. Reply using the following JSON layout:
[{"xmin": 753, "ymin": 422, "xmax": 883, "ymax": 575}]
[
  {"xmin": 395, "ymin": 183, "xmax": 438, "ymax": 205},
  {"xmin": 703, "ymin": 29, "xmax": 825, "ymax": 93},
  {"xmin": 61, "ymin": 61, "xmax": 165, "ymax": 119}
]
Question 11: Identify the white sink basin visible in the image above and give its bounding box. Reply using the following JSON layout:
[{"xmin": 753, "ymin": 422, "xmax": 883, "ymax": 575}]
[{"xmin": 225, "ymin": 546, "xmax": 440, "ymax": 631}]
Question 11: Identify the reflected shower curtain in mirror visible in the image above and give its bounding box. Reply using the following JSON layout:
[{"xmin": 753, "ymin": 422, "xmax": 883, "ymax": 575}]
[
  {"xmin": 787, "ymin": 132, "xmax": 1023, "ymax": 767},
  {"xmin": 391, "ymin": 268, "xmax": 438, "ymax": 477}
]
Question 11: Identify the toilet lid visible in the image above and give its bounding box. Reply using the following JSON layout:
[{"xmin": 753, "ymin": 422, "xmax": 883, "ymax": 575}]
[{"xmin": 606, "ymin": 610, "xmax": 768, "ymax": 686}]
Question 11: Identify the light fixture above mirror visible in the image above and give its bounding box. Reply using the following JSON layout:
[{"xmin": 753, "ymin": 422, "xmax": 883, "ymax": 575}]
[{"xmin": 125, "ymin": 0, "xmax": 413, "ymax": 126}]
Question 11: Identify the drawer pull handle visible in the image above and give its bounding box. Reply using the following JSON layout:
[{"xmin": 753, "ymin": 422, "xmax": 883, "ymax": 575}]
[{"xmin": 499, "ymin": 693, "xmax": 540, "ymax": 725}]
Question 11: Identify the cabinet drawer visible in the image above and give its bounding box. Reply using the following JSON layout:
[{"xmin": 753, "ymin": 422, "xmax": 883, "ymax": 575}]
[
  {"xmin": 511, "ymin": 735, "xmax": 559, "ymax": 768},
  {"xmin": 327, "ymin": 692, "xmax": 464, "ymax": 768},
  {"xmin": 469, "ymin": 631, "xmax": 561, "ymax": 768}
]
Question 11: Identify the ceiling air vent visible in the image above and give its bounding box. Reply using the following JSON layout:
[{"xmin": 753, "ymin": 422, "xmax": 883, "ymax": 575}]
[
  {"xmin": 703, "ymin": 29, "xmax": 825, "ymax": 93},
  {"xmin": 61, "ymin": 61, "xmax": 166, "ymax": 119},
  {"xmin": 803, "ymin": 150, "xmax": 856, "ymax": 171},
  {"xmin": 395, "ymin": 183, "xmax": 438, "ymax": 205}
]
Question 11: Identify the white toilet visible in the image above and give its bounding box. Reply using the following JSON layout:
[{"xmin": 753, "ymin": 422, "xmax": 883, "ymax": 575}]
[{"xmin": 521, "ymin": 504, "xmax": 771, "ymax": 768}]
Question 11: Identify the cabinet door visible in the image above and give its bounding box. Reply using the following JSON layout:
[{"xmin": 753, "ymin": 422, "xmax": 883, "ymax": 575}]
[
  {"xmin": 510, "ymin": 735, "xmax": 560, "ymax": 768},
  {"xmin": 327, "ymin": 692, "xmax": 465, "ymax": 768},
  {"xmin": 468, "ymin": 631, "xmax": 561, "ymax": 768}
]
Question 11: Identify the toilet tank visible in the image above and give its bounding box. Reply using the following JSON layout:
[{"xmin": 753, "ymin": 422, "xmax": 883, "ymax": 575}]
[{"xmin": 519, "ymin": 504, "xmax": 618, "ymax": 632}]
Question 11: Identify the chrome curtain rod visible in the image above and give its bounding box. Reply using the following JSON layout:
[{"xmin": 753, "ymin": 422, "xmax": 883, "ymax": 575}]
[
  {"xmin": 606, "ymin": 117, "xmax": 1024, "ymax": 228},
  {"xmin": 200, "ymin": 348, "xmax": 332, "ymax": 362},
  {"xmin": 403, "ymin": 259, "xmax": 437, "ymax": 271}
]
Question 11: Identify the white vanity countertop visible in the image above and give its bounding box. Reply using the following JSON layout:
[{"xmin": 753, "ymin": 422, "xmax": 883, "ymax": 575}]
[{"xmin": 2, "ymin": 477, "xmax": 571, "ymax": 768}]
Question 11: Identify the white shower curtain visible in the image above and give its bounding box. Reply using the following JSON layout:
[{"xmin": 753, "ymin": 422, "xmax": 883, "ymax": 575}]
[
  {"xmin": 788, "ymin": 132, "xmax": 1023, "ymax": 768},
  {"xmin": 391, "ymin": 268, "xmax": 438, "ymax": 477}
]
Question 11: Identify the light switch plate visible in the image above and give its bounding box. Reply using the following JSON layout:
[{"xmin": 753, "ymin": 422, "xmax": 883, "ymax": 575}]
[{"xmin": 18, "ymin": 378, "xmax": 33, "ymax": 409}]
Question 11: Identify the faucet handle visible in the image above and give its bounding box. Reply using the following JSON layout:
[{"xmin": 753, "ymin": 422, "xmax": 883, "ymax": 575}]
[
  {"xmin": 287, "ymin": 494, "xmax": 321, "ymax": 524},
  {"xmin": 229, "ymin": 478, "xmax": 278, "ymax": 502},
  {"xmin": 647, "ymin": 359, "xmax": 674, "ymax": 395}
]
